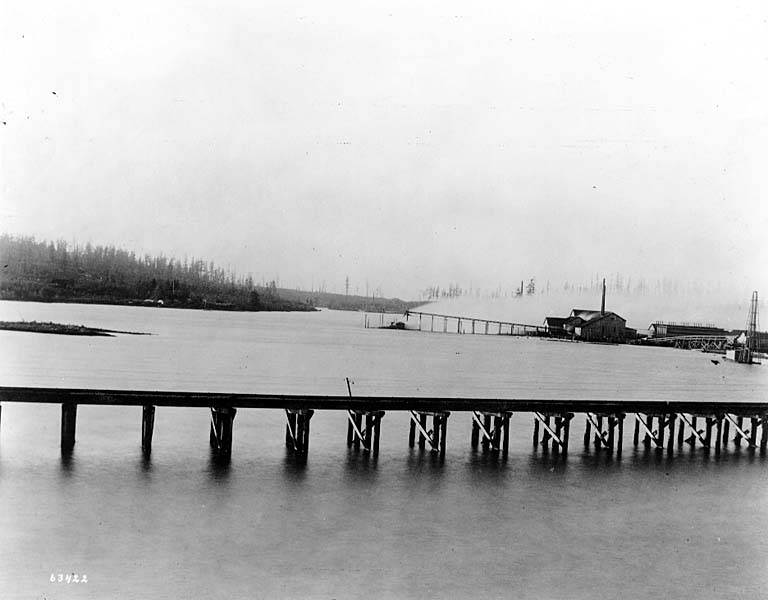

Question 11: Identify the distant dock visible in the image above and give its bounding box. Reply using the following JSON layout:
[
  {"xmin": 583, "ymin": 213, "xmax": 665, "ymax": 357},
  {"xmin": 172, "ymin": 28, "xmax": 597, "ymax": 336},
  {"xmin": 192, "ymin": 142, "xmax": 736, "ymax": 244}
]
[
  {"xmin": 365, "ymin": 309, "xmax": 546, "ymax": 336},
  {"xmin": 1, "ymin": 386, "xmax": 766, "ymax": 463}
]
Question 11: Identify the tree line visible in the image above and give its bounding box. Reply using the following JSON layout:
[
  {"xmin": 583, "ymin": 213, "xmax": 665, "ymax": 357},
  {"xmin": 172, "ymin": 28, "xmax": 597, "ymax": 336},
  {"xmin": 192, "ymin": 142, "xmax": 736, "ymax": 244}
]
[{"xmin": 0, "ymin": 234, "xmax": 314, "ymax": 311}]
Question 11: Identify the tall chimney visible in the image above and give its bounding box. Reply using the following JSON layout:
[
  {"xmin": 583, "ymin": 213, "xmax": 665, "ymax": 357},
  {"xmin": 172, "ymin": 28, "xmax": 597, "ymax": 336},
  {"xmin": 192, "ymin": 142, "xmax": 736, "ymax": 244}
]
[{"xmin": 601, "ymin": 278, "xmax": 606, "ymax": 315}]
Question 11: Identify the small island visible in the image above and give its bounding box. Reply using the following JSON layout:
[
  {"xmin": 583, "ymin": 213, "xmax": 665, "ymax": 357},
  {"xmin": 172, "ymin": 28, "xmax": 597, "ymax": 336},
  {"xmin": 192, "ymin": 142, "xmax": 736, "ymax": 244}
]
[{"xmin": 0, "ymin": 321, "xmax": 151, "ymax": 337}]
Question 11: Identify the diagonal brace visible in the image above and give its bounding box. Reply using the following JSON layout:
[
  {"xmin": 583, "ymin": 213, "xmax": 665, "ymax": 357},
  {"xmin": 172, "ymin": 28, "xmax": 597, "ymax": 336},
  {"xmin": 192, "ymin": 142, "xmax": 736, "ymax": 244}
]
[
  {"xmin": 586, "ymin": 413, "xmax": 611, "ymax": 448},
  {"xmin": 679, "ymin": 414, "xmax": 708, "ymax": 447},
  {"xmin": 724, "ymin": 414, "xmax": 755, "ymax": 448},
  {"xmin": 635, "ymin": 413, "xmax": 663, "ymax": 448},
  {"xmin": 533, "ymin": 412, "xmax": 564, "ymax": 448},
  {"xmin": 346, "ymin": 410, "xmax": 369, "ymax": 452},
  {"xmin": 471, "ymin": 411, "xmax": 497, "ymax": 450},
  {"xmin": 409, "ymin": 411, "xmax": 437, "ymax": 451}
]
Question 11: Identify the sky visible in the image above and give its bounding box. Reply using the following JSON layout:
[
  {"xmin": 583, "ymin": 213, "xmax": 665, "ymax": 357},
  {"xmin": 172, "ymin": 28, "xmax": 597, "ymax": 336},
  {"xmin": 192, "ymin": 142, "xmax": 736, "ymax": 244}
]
[{"xmin": 1, "ymin": 0, "xmax": 766, "ymax": 300}]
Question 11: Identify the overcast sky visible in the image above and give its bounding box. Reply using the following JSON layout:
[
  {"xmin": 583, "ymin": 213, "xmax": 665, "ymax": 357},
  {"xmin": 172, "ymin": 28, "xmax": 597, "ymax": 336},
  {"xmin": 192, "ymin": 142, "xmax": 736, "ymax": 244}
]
[{"xmin": 1, "ymin": 1, "xmax": 766, "ymax": 298}]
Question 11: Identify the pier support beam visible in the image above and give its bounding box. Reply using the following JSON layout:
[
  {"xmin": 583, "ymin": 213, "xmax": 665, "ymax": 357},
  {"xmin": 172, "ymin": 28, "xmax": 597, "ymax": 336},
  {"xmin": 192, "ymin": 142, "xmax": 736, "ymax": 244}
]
[
  {"xmin": 141, "ymin": 405, "xmax": 156, "ymax": 455},
  {"xmin": 635, "ymin": 413, "xmax": 663, "ymax": 449},
  {"xmin": 408, "ymin": 411, "xmax": 449, "ymax": 455},
  {"xmin": 586, "ymin": 413, "xmax": 625, "ymax": 454},
  {"xmin": 533, "ymin": 412, "xmax": 573, "ymax": 456},
  {"xmin": 471, "ymin": 411, "xmax": 512, "ymax": 456},
  {"xmin": 61, "ymin": 403, "xmax": 77, "ymax": 452},
  {"xmin": 347, "ymin": 410, "xmax": 384, "ymax": 454},
  {"xmin": 285, "ymin": 409, "xmax": 313, "ymax": 458},
  {"xmin": 210, "ymin": 406, "xmax": 237, "ymax": 458}
]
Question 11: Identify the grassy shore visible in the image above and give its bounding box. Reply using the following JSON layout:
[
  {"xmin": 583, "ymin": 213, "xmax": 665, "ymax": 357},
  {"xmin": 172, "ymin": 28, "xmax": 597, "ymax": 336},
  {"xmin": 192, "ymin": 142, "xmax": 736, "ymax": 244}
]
[{"xmin": 0, "ymin": 321, "xmax": 151, "ymax": 337}]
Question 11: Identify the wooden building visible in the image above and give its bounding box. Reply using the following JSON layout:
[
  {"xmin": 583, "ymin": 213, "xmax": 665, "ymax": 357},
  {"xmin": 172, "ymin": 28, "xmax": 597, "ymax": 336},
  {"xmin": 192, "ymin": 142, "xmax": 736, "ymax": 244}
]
[{"xmin": 648, "ymin": 322, "xmax": 728, "ymax": 338}]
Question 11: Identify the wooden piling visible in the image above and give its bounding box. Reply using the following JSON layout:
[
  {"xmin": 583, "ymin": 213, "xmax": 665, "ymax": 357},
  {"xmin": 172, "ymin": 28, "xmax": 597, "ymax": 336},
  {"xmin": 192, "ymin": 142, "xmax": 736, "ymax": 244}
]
[
  {"xmin": 61, "ymin": 403, "xmax": 77, "ymax": 451},
  {"xmin": 502, "ymin": 413, "xmax": 510, "ymax": 456},
  {"xmin": 722, "ymin": 418, "xmax": 730, "ymax": 447},
  {"xmin": 761, "ymin": 416, "xmax": 768, "ymax": 453},
  {"xmin": 594, "ymin": 415, "xmax": 603, "ymax": 448},
  {"xmin": 432, "ymin": 414, "xmax": 441, "ymax": 452},
  {"xmin": 677, "ymin": 414, "xmax": 685, "ymax": 447},
  {"xmin": 302, "ymin": 410, "xmax": 313, "ymax": 455},
  {"xmin": 492, "ymin": 415, "xmax": 502, "ymax": 451},
  {"xmin": 533, "ymin": 418, "xmax": 540, "ymax": 447},
  {"xmin": 667, "ymin": 414, "xmax": 675, "ymax": 456},
  {"xmin": 354, "ymin": 413, "xmax": 363, "ymax": 451},
  {"xmin": 607, "ymin": 416, "xmax": 615, "ymax": 450},
  {"xmin": 656, "ymin": 415, "xmax": 665, "ymax": 449},
  {"xmin": 418, "ymin": 413, "xmax": 427, "ymax": 449},
  {"xmin": 562, "ymin": 414, "xmax": 572, "ymax": 456},
  {"xmin": 211, "ymin": 407, "xmax": 236, "ymax": 457},
  {"xmin": 408, "ymin": 417, "xmax": 416, "ymax": 448},
  {"xmin": 705, "ymin": 417, "xmax": 713, "ymax": 449},
  {"xmin": 364, "ymin": 413, "xmax": 373, "ymax": 451},
  {"xmin": 616, "ymin": 414, "xmax": 624, "ymax": 454},
  {"xmin": 553, "ymin": 416, "xmax": 563, "ymax": 455},
  {"xmin": 542, "ymin": 415, "xmax": 551, "ymax": 452},
  {"xmin": 691, "ymin": 416, "xmax": 698, "ymax": 447},
  {"xmin": 373, "ymin": 412, "xmax": 383, "ymax": 454},
  {"xmin": 633, "ymin": 415, "xmax": 640, "ymax": 446},
  {"xmin": 644, "ymin": 415, "xmax": 653, "ymax": 447},
  {"xmin": 583, "ymin": 418, "xmax": 591, "ymax": 447},
  {"xmin": 471, "ymin": 419, "xmax": 480, "ymax": 449},
  {"xmin": 141, "ymin": 405, "xmax": 156, "ymax": 455},
  {"xmin": 286, "ymin": 411, "xmax": 297, "ymax": 448},
  {"xmin": 482, "ymin": 414, "xmax": 492, "ymax": 452},
  {"xmin": 750, "ymin": 417, "xmax": 758, "ymax": 448},
  {"xmin": 715, "ymin": 416, "xmax": 723, "ymax": 454},
  {"xmin": 735, "ymin": 417, "xmax": 744, "ymax": 447},
  {"xmin": 440, "ymin": 413, "xmax": 448, "ymax": 455},
  {"xmin": 347, "ymin": 415, "xmax": 354, "ymax": 447}
]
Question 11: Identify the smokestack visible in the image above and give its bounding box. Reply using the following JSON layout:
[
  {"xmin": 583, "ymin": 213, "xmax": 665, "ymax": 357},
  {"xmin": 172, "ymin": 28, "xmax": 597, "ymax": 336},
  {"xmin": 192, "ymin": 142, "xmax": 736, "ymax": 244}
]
[{"xmin": 601, "ymin": 278, "xmax": 606, "ymax": 315}]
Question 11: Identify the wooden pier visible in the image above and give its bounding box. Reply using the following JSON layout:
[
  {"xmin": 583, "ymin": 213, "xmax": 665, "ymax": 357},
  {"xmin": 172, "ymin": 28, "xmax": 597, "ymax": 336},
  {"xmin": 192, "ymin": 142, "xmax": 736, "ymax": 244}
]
[
  {"xmin": 1, "ymin": 386, "xmax": 766, "ymax": 462},
  {"xmin": 366, "ymin": 309, "xmax": 547, "ymax": 336}
]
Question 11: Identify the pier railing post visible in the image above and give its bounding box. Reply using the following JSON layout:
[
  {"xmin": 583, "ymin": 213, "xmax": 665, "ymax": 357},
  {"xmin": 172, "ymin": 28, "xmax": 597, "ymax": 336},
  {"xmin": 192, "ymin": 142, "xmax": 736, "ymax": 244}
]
[{"xmin": 61, "ymin": 403, "xmax": 77, "ymax": 452}]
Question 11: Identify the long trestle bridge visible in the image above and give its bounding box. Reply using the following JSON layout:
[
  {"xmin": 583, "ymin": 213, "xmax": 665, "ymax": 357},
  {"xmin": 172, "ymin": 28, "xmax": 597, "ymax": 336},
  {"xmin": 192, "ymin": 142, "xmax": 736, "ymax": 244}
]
[
  {"xmin": 1, "ymin": 386, "xmax": 766, "ymax": 462},
  {"xmin": 398, "ymin": 310, "xmax": 546, "ymax": 336}
]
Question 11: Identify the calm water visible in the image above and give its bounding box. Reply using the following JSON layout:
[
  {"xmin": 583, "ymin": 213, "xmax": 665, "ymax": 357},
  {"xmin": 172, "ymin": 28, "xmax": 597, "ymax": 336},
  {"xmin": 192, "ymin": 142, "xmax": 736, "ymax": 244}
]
[{"xmin": 0, "ymin": 301, "xmax": 766, "ymax": 599}]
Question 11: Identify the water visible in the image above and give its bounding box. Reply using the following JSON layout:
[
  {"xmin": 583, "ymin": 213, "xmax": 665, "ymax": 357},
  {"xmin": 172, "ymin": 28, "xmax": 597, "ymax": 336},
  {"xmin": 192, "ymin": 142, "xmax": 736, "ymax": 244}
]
[{"xmin": 0, "ymin": 301, "xmax": 767, "ymax": 599}]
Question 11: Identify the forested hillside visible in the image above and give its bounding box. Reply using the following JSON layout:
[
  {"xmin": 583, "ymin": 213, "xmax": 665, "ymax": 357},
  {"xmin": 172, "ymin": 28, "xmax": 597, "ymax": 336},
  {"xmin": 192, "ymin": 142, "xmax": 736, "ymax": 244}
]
[{"xmin": 0, "ymin": 234, "xmax": 314, "ymax": 312}]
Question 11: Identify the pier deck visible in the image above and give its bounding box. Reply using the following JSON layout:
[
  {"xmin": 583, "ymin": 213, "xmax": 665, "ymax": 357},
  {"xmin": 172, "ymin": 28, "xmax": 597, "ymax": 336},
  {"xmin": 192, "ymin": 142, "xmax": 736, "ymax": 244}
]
[{"xmin": 1, "ymin": 386, "xmax": 767, "ymax": 460}]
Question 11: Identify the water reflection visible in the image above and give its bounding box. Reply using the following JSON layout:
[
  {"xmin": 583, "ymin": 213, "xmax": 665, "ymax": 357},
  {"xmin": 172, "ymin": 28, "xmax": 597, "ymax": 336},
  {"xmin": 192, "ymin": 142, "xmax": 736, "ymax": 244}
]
[
  {"xmin": 59, "ymin": 449, "xmax": 75, "ymax": 477},
  {"xmin": 207, "ymin": 453, "xmax": 232, "ymax": 481},
  {"xmin": 281, "ymin": 453, "xmax": 309, "ymax": 480}
]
